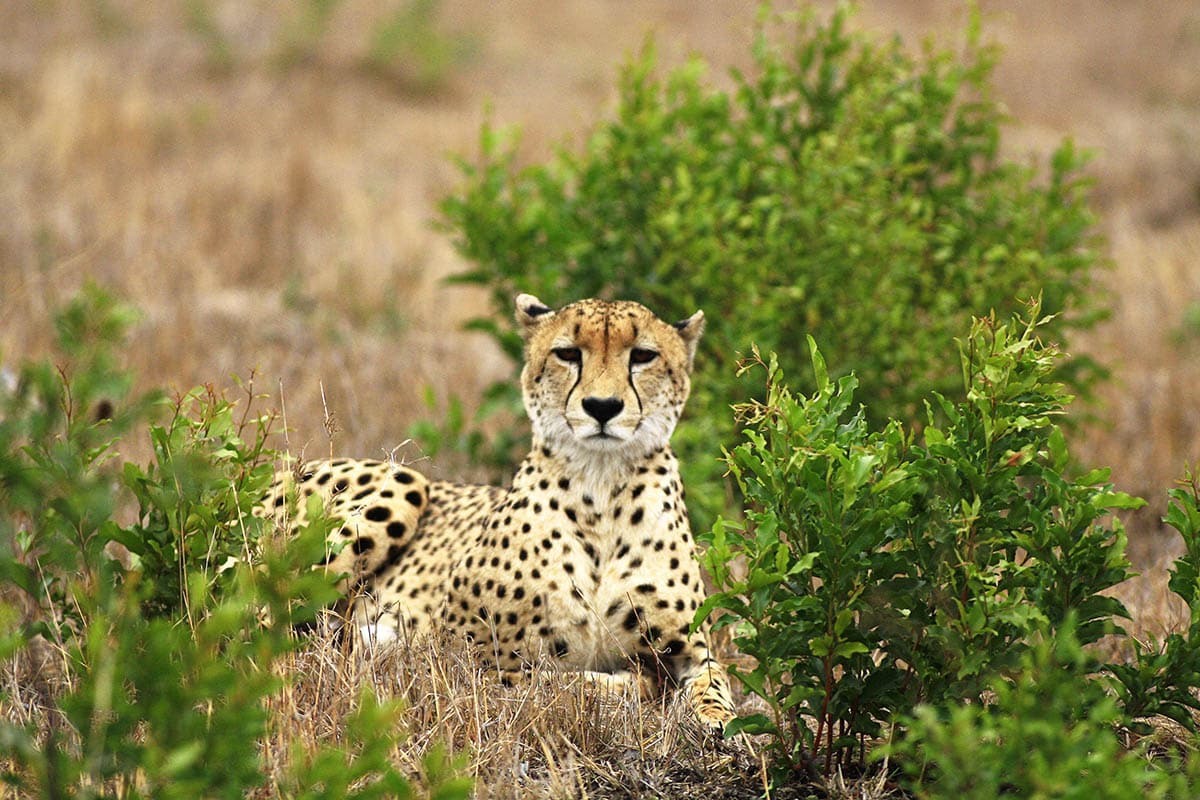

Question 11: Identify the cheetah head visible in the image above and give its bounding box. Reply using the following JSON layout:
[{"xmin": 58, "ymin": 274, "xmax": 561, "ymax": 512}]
[{"xmin": 515, "ymin": 293, "xmax": 704, "ymax": 458}]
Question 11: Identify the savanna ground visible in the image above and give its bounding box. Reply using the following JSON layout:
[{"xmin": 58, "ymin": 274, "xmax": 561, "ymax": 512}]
[{"xmin": 2, "ymin": 2, "xmax": 1200, "ymax": 797}]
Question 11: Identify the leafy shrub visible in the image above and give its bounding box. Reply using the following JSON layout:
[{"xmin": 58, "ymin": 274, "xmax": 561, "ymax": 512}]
[
  {"xmin": 1106, "ymin": 468, "xmax": 1200, "ymax": 733},
  {"xmin": 115, "ymin": 382, "xmax": 280, "ymax": 618},
  {"xmin": 697, "ymin": 304, "xmax": 1139, "ymax": 778},
  {"xmin": 891, "ymin": 619, "xmax": 1186, "ymax": 800},
  {"xmin": 437, "ymin": 5, "xmax": 1106, "ymax": 529},
  {"xmin": 0, "ymin": 285, "xmax": 161, "ymax": 635},
  {"xmin": 0, "ymin": 287, "xmax": 470, "ymax": 798}
]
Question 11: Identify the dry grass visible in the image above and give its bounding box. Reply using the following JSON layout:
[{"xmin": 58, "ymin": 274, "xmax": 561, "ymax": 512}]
[
  {"xmin": 260, "ymin": 633, "xmax": 774, "ymax": 800},
  {"xmin": 3, "ymin": 0, "xmax": 1200, "ymax": 796},
  {"xmin": 0, "ymin": 625, "xmax": 802, "ymax": 800}
]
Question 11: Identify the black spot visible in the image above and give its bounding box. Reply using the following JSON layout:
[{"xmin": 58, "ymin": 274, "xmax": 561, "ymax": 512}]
[
  {"xmin": 622, "ymin": 609, "xmax": 640, "ymax": 631},
  {"xmin": 513, "ymin": 587, "xmax": 525, "ymax": 600},
  {"xmin": 334, "ymin": 478, "xmax": 349, "ymax": 492},
  {"xmin": 565, "ymin": 507, "xmax": 577, "ymax": 522},
  {"xmin": 316, "ymin": 472, "xmax": 331, "ymax": 485},
  {"xmin": 357, "ymin": 473, "xmax": 373, "ymax": 486},
  {"xmin": 558, "ymin": 477, "xmax": 570, "ymax": 490},
  {"xmin": 274, "ymin": 495, "xmax": 285, "ymax": 508},
  {"xmin": 352, "ymin": 487, "xmax": 375, "ymax": 501},
  {"xmin": 636, "ymin": 583, "xmax": 656, "ymax": 594},
  {"xmin": 352, "ymin": 538, "xmax": 375, "ymax": 555},
  {"xmin": 631, "ymin": 484, "xmax": 645, "ymax": 499},
  {"xmin": 669, "ymin": 557, "xmax": 680, "ymax": 570},
  {"xmin": 630, "ymin": 508, "xmax": 644, "ymax": 525},
  {"xmin": 539, "ymin": 479, "xmax": 550, "ymax": 490},
  {"xmin": 393, "ymin": 470, "xmax": 414, "ymax": 484},
  {"xmin": 366, "ymin": 506, "xmax": 391, "ymax": 523},
  {"xmin": 405, "ymin": 490, "xmax": 423, "ymax": 507},
  {"xmin": 507, "ymin": 612, "xmax": 518, "ymax": 625},
  {"xmin": 383, "ymin": 544, "xmax": 407, "ymax": 567},
  {"xmin": 552, "ymin": 639, "xmax": 569, "ymax": 658},
  {"xmin": 387, "ymin": 521, "xmax": 407, "ymax": 539}
]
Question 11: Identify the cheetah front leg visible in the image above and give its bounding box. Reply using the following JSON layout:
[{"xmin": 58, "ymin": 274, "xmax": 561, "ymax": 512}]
[{"xmin": 675, "ymin": 639, "xmax": 736, "ymax": 730}]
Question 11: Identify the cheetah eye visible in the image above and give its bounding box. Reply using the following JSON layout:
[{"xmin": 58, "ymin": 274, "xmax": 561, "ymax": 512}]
[
  {"xmin": 630, "ymin": 348, "xmax": 658, "ymax": 365},
  {"xmin": 552, "ymin": 347, "xmax": 582, "ymax": 364}
]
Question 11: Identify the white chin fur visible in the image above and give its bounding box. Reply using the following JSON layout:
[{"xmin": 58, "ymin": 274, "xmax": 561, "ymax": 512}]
[{"xmin": 534, "ymin": 413, "xmax": 676, "ymax": 458}]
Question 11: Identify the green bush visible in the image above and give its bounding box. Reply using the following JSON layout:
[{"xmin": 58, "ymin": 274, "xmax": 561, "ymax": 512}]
[
  {"xmin": 0, "ymin": 286, "xmax": 161, "ymax": 635},
  {"xmin": 697, "ymin": 304, "xmax": 1139, "ymax": 779},
  {"xmin": 1105, "ymin": 469, "xmax": 1200, "ymax": 734},
  {"xmin": 890, "ymin": 620, "xmax": 1188, "ymax": 800},
  {"xmin": 0, "ymin": 287, "xmax": 470, "ymax": 799},
  {"xmin": 437, "ymin": 4, "xmax": 1106, "ymax": 529}
]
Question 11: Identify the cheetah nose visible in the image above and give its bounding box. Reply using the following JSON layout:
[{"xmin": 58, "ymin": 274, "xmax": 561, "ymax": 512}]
[{"xmin": 582, "ymin": 396, "xmax": 624, "ymax": 425}]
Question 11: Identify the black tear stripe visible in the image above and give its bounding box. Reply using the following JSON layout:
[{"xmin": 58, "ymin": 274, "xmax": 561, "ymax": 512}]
[
  {"xmin": 564, "ymin": 358, "xmax": 582, "ymax": 418},
  {"xmin": 628, "ymin": 369, "xmax": 644, "ymax": 416}
]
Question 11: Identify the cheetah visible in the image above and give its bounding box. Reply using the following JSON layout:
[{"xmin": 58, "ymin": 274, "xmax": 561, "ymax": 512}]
[{"xmin": 261, "ymin": 294, "xmax": 736, "ymax": 728}]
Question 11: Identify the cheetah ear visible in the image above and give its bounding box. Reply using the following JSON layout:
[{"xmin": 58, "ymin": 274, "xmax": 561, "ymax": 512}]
[
  {"xmin": 673, "ymin": 310, "xmax": 705, "ymax": 367},
  {"xmin": 515, "ymin": 293, "xmax": 555, "ymax": 338}
]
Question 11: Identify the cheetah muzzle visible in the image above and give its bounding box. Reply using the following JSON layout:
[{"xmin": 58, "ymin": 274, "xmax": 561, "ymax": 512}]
[{"xmin": 260, "ymin": 294, "xmax": 736, "ymax": 730}]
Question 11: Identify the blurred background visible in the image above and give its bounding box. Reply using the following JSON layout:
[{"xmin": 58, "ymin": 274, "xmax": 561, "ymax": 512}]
[{"xmin": 2, "ymin": 1, "xmax": 1199, "ymax": 584}]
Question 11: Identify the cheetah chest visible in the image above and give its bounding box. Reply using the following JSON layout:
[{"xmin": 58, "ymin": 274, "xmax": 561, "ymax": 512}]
[{"xmin": 443, "ymin": 467, "xmax": 704, "ymax": 672}]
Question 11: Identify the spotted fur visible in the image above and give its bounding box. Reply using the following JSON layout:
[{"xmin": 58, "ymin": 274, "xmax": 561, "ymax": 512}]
[{"xmin": 260, "ymin": 294, "xmax": 735, "ymax": 727}]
